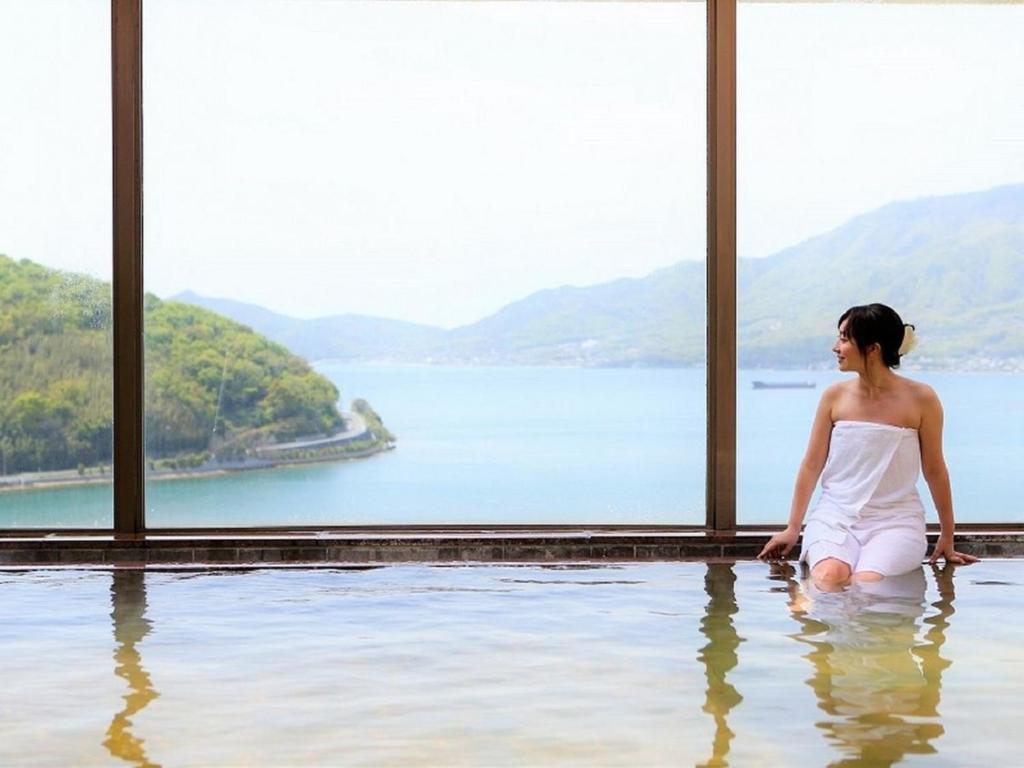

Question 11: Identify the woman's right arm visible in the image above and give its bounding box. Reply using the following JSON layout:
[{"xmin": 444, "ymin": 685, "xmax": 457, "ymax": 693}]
[{"xmin": 757, "ymin": 386, "xmax": 836, "ymax": 560}]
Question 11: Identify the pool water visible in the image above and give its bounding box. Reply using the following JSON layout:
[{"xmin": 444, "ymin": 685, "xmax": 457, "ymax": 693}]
[{"xmin": 0, "ymin": 561, "xmax": 1020, "ymax": 766}]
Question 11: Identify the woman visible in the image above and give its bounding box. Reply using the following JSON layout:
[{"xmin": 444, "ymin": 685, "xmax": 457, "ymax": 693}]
[{"xmin": 757, "ymin": 303, "xmax": 978, "ymax": 584}]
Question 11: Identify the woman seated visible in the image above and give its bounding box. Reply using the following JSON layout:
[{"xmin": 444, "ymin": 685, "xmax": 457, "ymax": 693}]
[{"xmin": 757, "ymin": 303, "xmax": 978, "ymax": 585}]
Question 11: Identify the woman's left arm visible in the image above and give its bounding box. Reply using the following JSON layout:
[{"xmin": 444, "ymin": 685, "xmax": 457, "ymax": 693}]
[{"xmin": 919, "ymin": 387, "xmax": 980, "ymax": 565}]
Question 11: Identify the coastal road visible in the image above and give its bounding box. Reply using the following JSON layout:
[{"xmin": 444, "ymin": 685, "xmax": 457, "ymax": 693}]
[{"xmin": 262, "ymin": 410, "xmax": 369, "ymax": 451}]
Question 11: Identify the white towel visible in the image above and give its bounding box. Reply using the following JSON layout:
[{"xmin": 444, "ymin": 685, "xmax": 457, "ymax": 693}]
[{"xmin": 806, "ymin": 421, "xmax": 924, "ymax": 540}]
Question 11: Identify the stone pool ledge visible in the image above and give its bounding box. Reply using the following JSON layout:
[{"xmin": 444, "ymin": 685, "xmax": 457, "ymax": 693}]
[{"xmin": 0, "ymin": 530, "xmax": 1021, "ymax": 567}]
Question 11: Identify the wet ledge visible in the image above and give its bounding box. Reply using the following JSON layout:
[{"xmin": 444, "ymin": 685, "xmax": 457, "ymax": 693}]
[{"xmin": 0, "ymin": 531, "xmax": 1022, "ymax": 567}]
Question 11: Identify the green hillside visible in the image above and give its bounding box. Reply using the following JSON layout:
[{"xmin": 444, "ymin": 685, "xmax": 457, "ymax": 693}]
[
  {"xmin": 455, "ymin": 183, "xmax": 1024, "ymax": 367},
  {"xmin": 176, "ymin": 184, "xmax": 1024, "ymax": 369},
  {"xmin": 738, "ymin": 184, "xmax": 1024, "ymax": 366},
  {"xmin": 443, "ymin": 261, "xmax": 707, "ymax": 366},
  {"xmin": 0, "ymin": 255, "xmax": 344, "ymax": 474}
]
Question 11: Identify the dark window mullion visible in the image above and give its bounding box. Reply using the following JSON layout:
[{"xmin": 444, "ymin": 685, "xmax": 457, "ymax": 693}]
[
  {"xmin": 706, "ymin": 0, "xmax": 737, "ymax": 531},
  {"xmin": 112, "ymin": 0, "xmax": 144, "ymax": 535}
]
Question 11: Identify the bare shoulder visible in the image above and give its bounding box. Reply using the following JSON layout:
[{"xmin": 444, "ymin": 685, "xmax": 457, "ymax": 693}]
[
  {"xmin": 815, "ymin": 381, "xmax": 846, "ymax": 421},
  {"xmin": 819, "ymin": 380, "xmax": 843, "ymax": 409},
  {"xmin": 820, "ymin": 381, "xmax": 848, "ymax": 402},
  {"xmin": 901, "ymin": 377, "xmax": 943, "ymax": 422},
  {"xmin": 903, "ymin": 378, "xmax": 941, "ymax": 406}
]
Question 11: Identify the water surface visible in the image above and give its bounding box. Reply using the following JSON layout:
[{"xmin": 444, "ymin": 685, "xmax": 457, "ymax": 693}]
[{"xmin": 0, "ymin": 560, "xmax": 1020, "ymax": 766}]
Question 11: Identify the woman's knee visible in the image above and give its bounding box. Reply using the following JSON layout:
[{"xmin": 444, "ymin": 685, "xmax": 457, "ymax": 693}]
[{"xmin": 811, "ymin": 557, "xmax": 852, "ymax": 584}]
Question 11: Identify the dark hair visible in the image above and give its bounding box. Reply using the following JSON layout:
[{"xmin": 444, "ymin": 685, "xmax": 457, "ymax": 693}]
[{"xmin": 838, "ymin": 303, "xmax": 912, "ymax": 368}]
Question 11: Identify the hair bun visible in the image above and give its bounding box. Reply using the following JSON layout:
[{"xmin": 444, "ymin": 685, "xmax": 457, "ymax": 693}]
[{"xmin": 898, "ymin": 324, "xmax": 917, "ymax": 356}]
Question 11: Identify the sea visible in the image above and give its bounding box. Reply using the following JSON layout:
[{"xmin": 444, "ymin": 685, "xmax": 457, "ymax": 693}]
[{"xmin": 1, "ymin": 365, "xmax": 1021, "ymax": 527}]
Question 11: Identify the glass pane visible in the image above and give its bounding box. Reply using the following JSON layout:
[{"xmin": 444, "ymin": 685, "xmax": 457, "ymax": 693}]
[
  {"xmin": 144, "ymin": 0, "xmax": 706, "ymax": 526},
  {"xmin": 0, "ymin": 1, "xmax": 113, "ymax": 529},
  {"xmin": 738, "ymin": 1, "xmax": 1024, "ymax": 524}
]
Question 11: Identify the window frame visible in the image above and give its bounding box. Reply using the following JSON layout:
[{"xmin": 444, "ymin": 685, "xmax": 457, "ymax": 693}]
[
  {"xmin": 0, "ymin": 0, "xmax": 1007, "ymax": 536},
  {"xmin": 104, "ymin": 0, "xmax": 735, "ymax": 535}
]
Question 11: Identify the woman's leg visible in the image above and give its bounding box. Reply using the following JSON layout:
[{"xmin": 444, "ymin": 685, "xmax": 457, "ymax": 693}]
[
  {"xmin": 854, "ymin": 526, "xmax": 928, "ymax": 579},
  {"xmin": 804, "ymin": 537, "xmax": 859, "ymax": 589},
  {"xmin": 811, "ymin": 557, "xmax": 853, "ymax": 589}
]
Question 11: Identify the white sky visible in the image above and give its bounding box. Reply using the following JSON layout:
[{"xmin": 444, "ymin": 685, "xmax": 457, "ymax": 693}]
[{"xmin": 1, "ymin": 1, "xmax": 1022, "ymax": 327}]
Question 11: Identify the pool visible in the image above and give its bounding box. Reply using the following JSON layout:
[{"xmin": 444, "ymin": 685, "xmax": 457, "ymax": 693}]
[{"xmin": 0, "ymin": 561, "xmax": 1020, "ymax": 766}]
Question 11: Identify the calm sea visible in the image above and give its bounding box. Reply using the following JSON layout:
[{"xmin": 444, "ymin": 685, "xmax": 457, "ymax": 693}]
[{"xmin": 1, "ymin": 365, "xmax": 1021, "ymax": 527}]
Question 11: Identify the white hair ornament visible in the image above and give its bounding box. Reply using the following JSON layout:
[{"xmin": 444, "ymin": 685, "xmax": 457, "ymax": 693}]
[{"xmin": 898, "ymin": 324, "xmax": 917, "ymax": 356}]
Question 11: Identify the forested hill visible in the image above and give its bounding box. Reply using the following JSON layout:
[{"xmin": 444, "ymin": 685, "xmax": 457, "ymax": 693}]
[
  {"xmin": 0, "ymin": 255, "xmax": 344, "ymax": 474},
  {"xmin": 178, "ymin": 183, "xmax": 1024, "ymax": 368}
]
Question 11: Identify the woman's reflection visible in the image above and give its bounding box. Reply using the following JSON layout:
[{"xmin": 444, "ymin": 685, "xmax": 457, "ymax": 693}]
[
  {"xmin": 104, "ymin": 570, "xmax": 159, "ymax": 768},
  {"xmin": 779, "ymin": 563, "xmax": 956, "ymax": 767},
  {"xmin": 697, "ymin": 562, "xmax": 744, "ymax": 768}
]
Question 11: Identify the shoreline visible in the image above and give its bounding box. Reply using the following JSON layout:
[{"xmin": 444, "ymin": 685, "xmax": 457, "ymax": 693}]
[
  {"xmin": 315, "ymin": 359, "xmax": 1024, "ymax": 374},
  {"xmin": 0, "ymin": 442, "xmax": 394, "ymax": 496}
]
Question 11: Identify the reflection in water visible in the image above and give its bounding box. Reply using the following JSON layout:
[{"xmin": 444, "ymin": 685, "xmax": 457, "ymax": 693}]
[
  {"xmin": 697, "ymin": 563, "xmax": 744, "ymax": 768},
  {"xmin": 104, "ymin": 571, "xmax": 160, "ymax": 768},
  {"xmin": 781, "ymin": 565, "xmax": 956, "ymax": 768}
]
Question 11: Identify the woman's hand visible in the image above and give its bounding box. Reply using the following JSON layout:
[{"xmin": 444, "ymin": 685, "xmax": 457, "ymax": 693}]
[
  {"xmin": 928, "ymin": 533, "xmax": 980, "ymax": 565},
  {"xmin": 757, "ymin": 526, "xmax": 800, "ymax": 562}
]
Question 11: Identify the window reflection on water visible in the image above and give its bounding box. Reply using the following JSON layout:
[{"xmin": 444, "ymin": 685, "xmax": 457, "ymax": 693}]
[
  {"xmin": 698, "ymin": 563, "xmax": 744, "ymax": 768},
  {"xmin": 95, "ymin": 562, "xmax": 962, "ymax": 766},
  {"xmin": 105, "ymin": 571, "xmax": 157, "ymax": 768}
]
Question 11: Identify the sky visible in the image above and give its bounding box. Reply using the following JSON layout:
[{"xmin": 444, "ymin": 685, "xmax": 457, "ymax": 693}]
[{"xmin": 1, "ymin": 0, "xmax": 1023, "ymax": 328}]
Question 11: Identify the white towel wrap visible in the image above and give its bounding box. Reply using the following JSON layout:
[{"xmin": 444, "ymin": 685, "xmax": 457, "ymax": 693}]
[{"xmin": 801, "ymin": 421, "xmax": 926, "ymax": 561}]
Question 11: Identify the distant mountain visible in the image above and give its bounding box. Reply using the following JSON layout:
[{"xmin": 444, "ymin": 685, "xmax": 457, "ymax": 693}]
[
  {"xmin": 440, "ymin": 262, "xmax": 705, "ymax": 366},
  {"xmin": 737, "ymin": 183, "xmax": 1024, "ymax": 366},
  {"xmin": 175, "ymin": 264, "xmax": 705, "ymax": 366},
  {"xmin": 176, "ymin": 183, "xmax": 1024, "ymax": 369},
  {"xmin": 172, "ymin": 291, "xmax": 446, "ymax": 363},
  {"xmin": 173, "ymin": 291, "xmax": 301, "ymax": 339}
]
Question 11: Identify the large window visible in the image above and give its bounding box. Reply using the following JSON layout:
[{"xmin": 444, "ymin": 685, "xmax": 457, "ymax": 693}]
[
  {"xmin": 3, "ymin": 0, "xmax": 1021, "ymax": 533},
  {"xmin": 0, "ymin": 1, "xmax": 113, "ymax": 529},
  {"xmin": 142, "ymin": 0, "xmax": 707, "ymax": 526},
  {"xmin": 737, "ymin": 1, "xmax": 1024, "ymax": 524}
]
